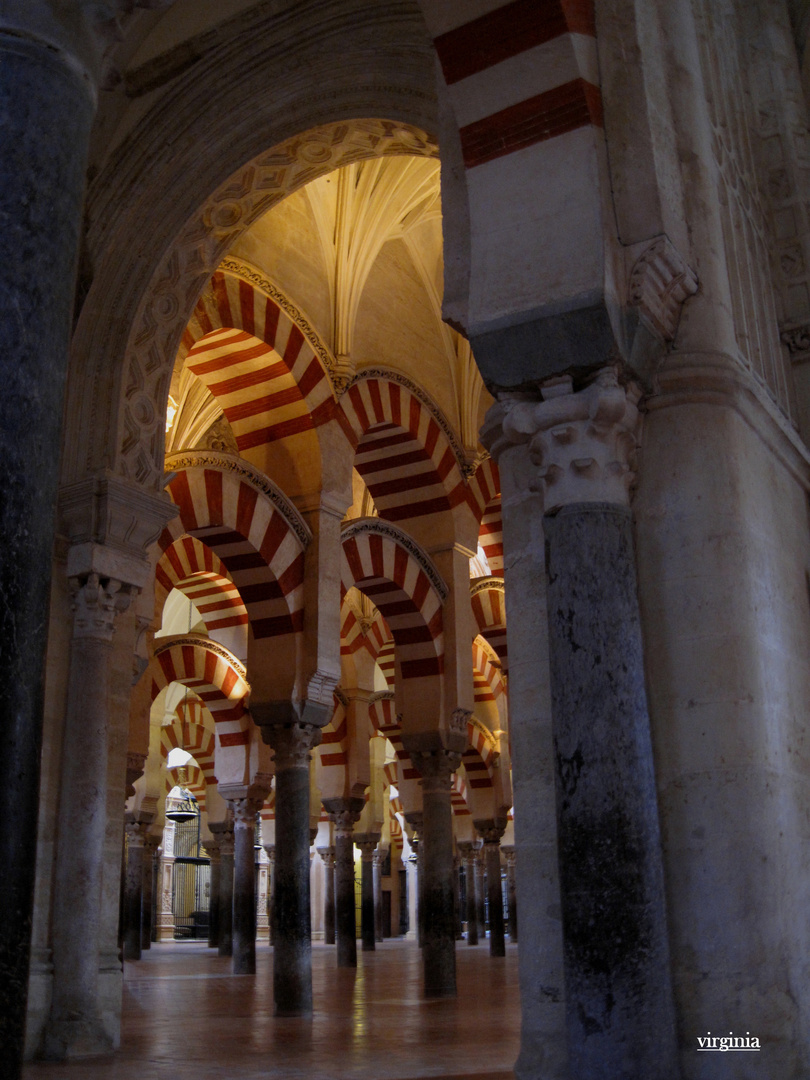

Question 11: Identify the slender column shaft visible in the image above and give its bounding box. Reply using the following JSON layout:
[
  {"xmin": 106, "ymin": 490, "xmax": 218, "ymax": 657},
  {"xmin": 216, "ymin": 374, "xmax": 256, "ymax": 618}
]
[
  {"xmin": 334, "ymin": 821, "xmax": 359, "ymax": 967},
  {"xmin": 454, "ymin": 856, "xmax": 464, "ymax": 940},
  {"xmin": 267, "ymin": 724, "xmax": 320, "ymax": 1015},
  {"xmin": 0, "ymin": 31, "xmax": 96, "ymax": 1072},
  {"xmin": 474, "ymin": 850, "xmax": 486, "ymax": 940},
  {"xmin": 318, "ymin": 849, "xmax": 336, "ymax": 945},
  {"xmin": 206, "ymin": 841, "xmax": 222, "ymax": 949},
  {"xmin": 122, "ymin": 819, "xmax": 146, "ymax": 961},
  {"xmin": 217, "ymin": 832, "xmax": 235, "ymax": 958},
  {"xmin": 141, "ymin": 839, "xmax": 158, "ymax": 950},
  {"xmin": 372, "ymin": 850, "xmax": 384, "ymax": 942},
  {"xmin": 256, "ymin": 862, "xmax": 270, "ymax": 943},
  {"xmin": 264, "ymin": 847, "xmax": 276, "ymax": 947},
  {"xmin": 231, "ymin": 800, "xmax": 260, "ymax": 975},
  {"xmin": 485, "ymin": 843, "xmax": 505, "ymax": 958},
  {"xmin": 360, "ymin": 850, "xmax": 375, "ymax": 951},
  {"xmin": 503, "ymin": 848, "xmax": 517, "ymax": 942},
  {"xmin": 46, "ymin": 577, "xmax": 131, "ymax": 1059},
  {"xmin": 458, "ymin": 845, "xmax": 478, "ymax": 945}
]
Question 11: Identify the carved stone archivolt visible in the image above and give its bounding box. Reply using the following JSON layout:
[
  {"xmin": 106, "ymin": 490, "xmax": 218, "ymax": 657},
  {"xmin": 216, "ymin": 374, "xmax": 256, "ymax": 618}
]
[
  {"xmin": 340, "ymin": 517, "xmax": 448, "ymax": 602},
  {"xmin": 153, "ymin": 634, "xmax": 248, "ymax": 681},
  {"xmin": 629, "ymin": 235, "xmax": 698, "ymax": 341},
  {"xmin": 469, "ymin": 576, "xmax": 505, "ymax": 599}
]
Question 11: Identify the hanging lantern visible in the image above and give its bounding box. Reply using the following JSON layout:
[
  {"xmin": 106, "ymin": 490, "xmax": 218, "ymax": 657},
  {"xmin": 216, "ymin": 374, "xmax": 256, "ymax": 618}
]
[{"xmin": 166, "ymin": 766, "xmax": 198, "ymax": 823}]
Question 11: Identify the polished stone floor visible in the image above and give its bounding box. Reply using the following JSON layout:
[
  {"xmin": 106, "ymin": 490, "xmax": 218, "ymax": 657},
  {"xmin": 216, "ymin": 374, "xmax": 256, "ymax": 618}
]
[{"xmin": 24, "ymin": 939, "xmax": 519, "ymax": 1079}]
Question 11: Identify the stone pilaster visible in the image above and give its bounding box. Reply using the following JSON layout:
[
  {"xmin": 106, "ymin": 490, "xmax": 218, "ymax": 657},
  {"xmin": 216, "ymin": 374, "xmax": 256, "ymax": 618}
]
[
  {"xmin": 502, "ymin": 846, "xmax": 517, "ymax": 943},
  {"xmin": 122, "ymin": 815, "xmax": 150, "ymax": 962},
  {"xmin": 408, "ymin": 748, "xmax": 463, "ymax": 998},
  {"xmin": 483, "ymin": 367, "xmax": 679, "ymax": 1080},
  {"xmin": 474, "ymin": 819, "xmax": 507, "ymax": 958},
  {"xmin": 457, "ymin": 842, "xmax": 478, "ymax": 945},
  {"xmin": 317, "ymin": 848, "xmax": 336, "ymax": 945},
  {"xmin": 354, "ymin": 834, "xmax": 380, "ymax": 952},
  {"xmin": 323, "ymin": 798, "xmax": 364, "ymax": 968},
  {"xmin": 264, "ymin": 723, "xmax": 321, "ymax": 1015},
  {"xmin": 226, "ymin": 796, "xmax": 263, "ymax": 975}
]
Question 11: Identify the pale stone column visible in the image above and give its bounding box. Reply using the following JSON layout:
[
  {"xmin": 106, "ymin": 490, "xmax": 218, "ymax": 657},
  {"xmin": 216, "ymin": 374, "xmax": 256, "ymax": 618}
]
[
  {"xmin": 216, "ymin": 828, "xmax": 235, "ymax": 958},
  {"xmin": 205, "ymin": 836, "xmax": 222, "ymax": 949},
  {"xmin": 45, "ymin": 576, "xmax": 135, "ymax": 1058},
  {"xmin": 408, "ymin": 749, "xmax": 463, "ymax": 998},
  {"xmin": 372, "ymin": 848, "xmax": 385, "ymax": 942},
  {"xmin": 475, "ymin": 819, "xmax": 507, "ymax": 958},
  {"xmin": 228, "ymin": 798, "xmax": 262, "ymax": 975},
  {"xmin": 483, "ymin": 369, "xmax": 679, "ymax": 1079},
  {"xmin": 264, "ymin": 724, "xmax": 321, "ymax": 1015},
  {"xmin": 502, "ymin": 846, "xmax": 517, "ymax": 943},
  {"xmin": 324, "ymin": 799, "xmax": 364, "ymax": 968},
  {"xmin": 262, "ymin": 845, "xmax": 275, "ymax": 946},
  {"xmin": 122, "ymin": 816, "xmax": 149, "ymax": 961},
  {"xmin": 474, "ymin": 846, "xmax": 486, "ymax": 941},
  {"xmin": 457, "ymin": 842, "xmax": 478, "ymax": 945},
  {"xmin": 406, "ymin": 851, "xmax": 418, "ymax": 940},
  {"xmin": 317, "ymin": 847, "xmax": 336, "ymax": 945},
  {"xmin": 355, "ymin": 834, "xmax": 380, "ymax": 952},
  {"xmin": 141, "ymin": 836, "xmax": 160, "ymax": 950},
  {"xmin": 256, "ymin": 859, "xmax": 270, "ymax": 944}
]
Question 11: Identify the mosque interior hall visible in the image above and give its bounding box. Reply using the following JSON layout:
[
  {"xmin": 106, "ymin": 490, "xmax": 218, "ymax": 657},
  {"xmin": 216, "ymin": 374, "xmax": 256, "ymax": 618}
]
[{"xmin": 5, "ymin": 2, "xmax": 810, "ymax": 1079}]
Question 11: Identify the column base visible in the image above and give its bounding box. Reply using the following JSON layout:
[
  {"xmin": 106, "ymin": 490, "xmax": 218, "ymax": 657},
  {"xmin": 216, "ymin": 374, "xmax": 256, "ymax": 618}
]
[{"xmin": 43, "ymin": 1018, "xmax": 114, "ymax": 1060}]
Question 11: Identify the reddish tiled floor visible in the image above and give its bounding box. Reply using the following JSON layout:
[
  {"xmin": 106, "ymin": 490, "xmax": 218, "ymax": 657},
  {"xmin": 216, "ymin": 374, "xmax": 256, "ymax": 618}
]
[{"xmin": 24, "ymin": 939, "xmax": 519, "ymax": 1079}]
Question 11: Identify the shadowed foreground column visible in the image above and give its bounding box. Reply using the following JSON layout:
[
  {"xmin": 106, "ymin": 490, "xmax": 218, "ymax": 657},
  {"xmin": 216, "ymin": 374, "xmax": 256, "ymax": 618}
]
[
  {"xmin": 373, "ymin": 848, "xmax": 385, "ymax": 942},
  {"xmin": 122, "ymin": 816, "xmax": 149, "ymax": 961},
  {"xmin": 503, "ymin": 846, "xmax": 518, "ymax": 942},
  {"xmin": 457, "ymin": 843, "xmax": 478, "ymax": 944},
  {"xmin": 142, "ymin": 836, "xmax": 159, "ymax": 950},
  {"xmin": 355, "ymin": 834, "xmax": 380, "ymax": 952},
  {"xmin": 205, "ymin": 836, "xmax": 222, "ymax": 949},
  {"xmin": 266, "ymin": 723, "xmax": 321, "ymax": 1015},
  {"xmin": 475, "ymin": 819, "xmax": 507, "ymax": 958},
  {"xmin": 324, "ymin": 798, "xmax": 364, "ymax": 968},
  {"xmin": 229, "ymin": 797, "xmax": 262, "ymax": 975},
  {"xmin": 216, "ymin": 826, "xmax": 235, "ymax": 958}
]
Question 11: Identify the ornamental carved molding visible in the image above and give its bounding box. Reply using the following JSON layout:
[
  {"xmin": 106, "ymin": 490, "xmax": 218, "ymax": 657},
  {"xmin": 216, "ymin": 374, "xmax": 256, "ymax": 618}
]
[
  {"xmin": 469, "ymin": 576, "xmax": 505, "ymax": 599},
  {"xmin": 71, "ymin": 574, "xmax": 133, "ymax": 642},
  {"xmin": 112, "ymin": 120, "xmax": 438, "ymax": 492},
  {"xmin": 153, "ymin": 634, "xmax": 248, "ymax": 682},
  {"xmin": 349, "ymin": 367, "xmax": 468, "ymax": 476},
  {"xmin": 474, "ymin": 817, "xmax": 508, "ymax": 846},
  {"xmin": 263, "ymin": 722, "xmax": 322, "ymax": 769},
  {"xmin": 341, "ymin": 517, "xmax": 448, "ymax": 603},
  {"xmin": 164, "ymin": 450, "xmax": 312, "ymax": 549},
  {"xmin": 629, "ymin": 235, "xmax": 698, "ymax": 341},
  {"xmin": 781, "ymin": 322, "xmax": 810, "ymax": 358},
  {"xmin": 218, "ymin": 258, "xmax": 338, "ymax": 388}
]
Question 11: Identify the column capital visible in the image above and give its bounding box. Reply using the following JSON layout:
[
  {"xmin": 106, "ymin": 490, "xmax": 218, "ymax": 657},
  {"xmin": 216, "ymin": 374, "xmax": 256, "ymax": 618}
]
[
  {"xmin": 70, "ymin": 573, "xmax": 134, "ymax": 642},
  {"xmin": 474, "ymin": 817, "xmax": 508, "ymax": 846},
  {"xmin": 403, "ymin": 810, "xmax": 423, "ymax": 838},
  {"xmin": 409, "ymin": 748, "xmax": 462, "ymax": 793},
  {"xmin": 323, "ymin": 797, "xmax": 364, "ymax": 837},
  {"xmin": 317, "ymin": 846, "xmax": 336, "ymax": 870},
  {"xmin": 229, "ymin": 798, "xmax": 263, "ymax": 829},
  {"xmin": 263, "ymin": 722, "xmax": 322, "ymax": 769},
  {"xmin": 372, "ymin": 848, "xmax": 387, "ymax": 869},
  {"xmin": 456, "ymin": 841, "xmax": 476, "ymax": 861},
  {"xmin": 262, "ymin": 844, "xmax": 276, "ymax": 865},
  {"xmin": 501, "ymin": 845, "xmax": 516, "ymax": 867},
  {"xmin": 209, "ymin": 820, "xmax": 234, "ymax": 857},
  {"xmin": 124, "ymin": 815, "xmax": 148, "ymax": 847},
  {"xmin": 480, "ymin": 367, "xmax": 641, "ymax": 510},
  {"xmin": 354, "ymin": 833, "xmax": 381, "ymax": 861}
]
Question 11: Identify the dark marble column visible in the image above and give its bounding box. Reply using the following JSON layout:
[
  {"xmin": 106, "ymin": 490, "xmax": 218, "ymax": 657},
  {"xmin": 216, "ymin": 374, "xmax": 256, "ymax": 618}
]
[
  {"xmin": 484, "ymin": 369, "xmax": 679, "ymax": 1079},
  {"xmin": 410, "ymin": 749, "xmax": 462, "ymax": 998},
  {"xmin": 0, "ymin": 23, "xmax": 97, "ymax": 1071},
  {"xmin": 265, "ymin": 724, "xmax": 321, "ymax": 1015},
  {"xmin": 217, "ymin": 828, "xmax": 235, "ymax": 958},
  {"xmin": 503, "ymin": 846, "xmax": 518, "ymax": 943},
  {"xmin": 142, "ymin": 836, "xmax": 159, "ymax": 950},
  {"xmin": 474, "ymin": 846, "xmax": 487, "ymax": 941},
  {"xmin": 46, "ymin": 576, "xmax": 134, "ymax": 1059},
  {"xmin": 317, "ymin": 847, "xmax": 336, "ymax": 944},
  {"xmin": 324, "ymin": 799, "xmax": 363, "ymax": 968},
  {"xmin": 122, "ymin": 816, "xmax": 147, "ymax": 961},
  {"xmin": 355, "ymin": 835, "xmax": 379, "ymax": 952},
  {"xmin": 475, "ymin": 819, "xmax": 507, "ymax": 958},
  {"xmin": 453, "ymin": 854, "xmax": 464, "ymax": 940},
  {"xmin": 372, "ymin": 849, "xmax": 385, "ymax": 942},
  {"xmin": 457, "ymin": 843, "xmax": 478, "ymax": 945},
  {"xmin": 205, "ymin": 836, "xmax": 222, "ymax": 949},
  {"xmin": 230, "ymin": 798, "xmax": 262, "ymax": 975}
]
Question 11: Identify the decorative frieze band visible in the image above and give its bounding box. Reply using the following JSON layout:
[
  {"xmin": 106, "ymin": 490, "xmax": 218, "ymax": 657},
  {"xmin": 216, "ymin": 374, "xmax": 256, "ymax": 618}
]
[{"xmin": 153, "ymin": 634, "xmax": 248, "ymax": 681}]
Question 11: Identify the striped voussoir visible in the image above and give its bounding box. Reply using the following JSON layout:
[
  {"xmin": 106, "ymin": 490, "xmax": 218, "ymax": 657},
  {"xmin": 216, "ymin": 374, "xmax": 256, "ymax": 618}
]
[
  {"xmin": 161, "ymin": 701, "xmax": 218, "ymax": 790},
  {"xmin": 166, "ymin": 763, "xmax": 207, "ymax": 813},
  {"xmin": 371, "ymin": 695, "xmax": 419, "ymax": 784},
  {"xmin": 167, "ymin": 465, "xmax": 305, "ymax": 640},
  {"xmin": 339, "ymin": 598, "xmax": 390, "ymax": 665},
  {"xmin": 432, "ymin": 0, "xmax": 601, "ymax": 170},
  {"xmin": 472, "ymin": 636, "xmax": 507, "ymax": 705},
  {"xmin": 337, "ymin": 375, "xmax": 468, "ymax": 524},
  {"xmin": 376, "ymin": 639, "xmax": 396, "ymax": 689},
  {"xmin": 319, "ymin": 697, "xmax": 348, "ymax": 769},
  {"xmin": 479, "ymin": 495, "xmax": 504, "ymax": 575},
  {"xmin": 471, "ymin": 577, "xmax": 508, "ymax": 673},
  {"xmin": 181, "ymin": 267, "xmax": 333, "ymax": 452},
  {"xmin": 451, "ymin": 772, "xmax": 471, "ymax": 816},
  {"xmin": 341, "ymin": 524, "xmax": 444, "ymax": 681},
  {"xmin": 151, "ymin": 637, "xmax": 250, "ymax": 748},
  {"xmin": 156, "ymin": 531, "xmax": 248, "ymax": 643}
]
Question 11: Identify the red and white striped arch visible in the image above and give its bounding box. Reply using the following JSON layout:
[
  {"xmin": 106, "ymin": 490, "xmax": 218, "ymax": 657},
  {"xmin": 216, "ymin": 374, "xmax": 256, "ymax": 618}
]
[
  {"xmin": 451, "ymin": 772, "xmax": 471, "ymax": 817},
  {"xmin": 472, "ymin": 636, "xmax": 506, "ymax": 706},
  {"xmin": 479, "ymin": 495, "xmax": 504, "ymax": 576},
  {"xmin": 161, "ymin": 699, "xmax": 218, "ymax": 790},
  {"xmin": 467, "ymin": 457, "xmax": 500, "ymax": 524},
  {"xmin": 340, "ymin": 595, "xmax": 391, "ymax": 667},
  {"xmin": 425, "ymin": 0, "xmax": 601, "ymax": 172},
  {"xmin": 180, "ymin": 267, "xmax": 334, "ymax": 451},
  {"xmin": 337, "ymin": 375, "xmax": 468, "ymax": 523},
  {"xmin": 319, "ymin": 697, "xmax": 348, "ymax": 769},
  {"xmin": 151, "ymin": 638, "xmax": 250, "ymax": 748},
  {"xmin": 341, "ymin": 521, "xmax": 445, "ymax": 680},
  {"xmin": 371, "ymin": 694, "xmax": 419, "ymax": 784},
  {"xmin": 376, "ymin": 639, "xmax": 396, "ymax": 689},
  {"xmin": 166, "ymin": 464, "xmax": 306, "ymax": 640},
  {"xmin": 471, "ymin": 577, "xmax": 508, "ymax": 673}
]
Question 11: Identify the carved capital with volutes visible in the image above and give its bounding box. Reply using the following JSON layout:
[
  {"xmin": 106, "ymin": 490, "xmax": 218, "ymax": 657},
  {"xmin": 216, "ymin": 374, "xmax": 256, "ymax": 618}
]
[
  {"xmin": 409, "ymin": 748, "xmax": 462, "ymax": 794},
  {"xmin": 354, "ymin": 833, "xmax": 381, "ymax": 862},
  {"xmin": 323, "ymin": 797, "xmax": 364, "ymax": 839},
  {"xmin": 474, "ymin": 817, "xmax": 508, "ymax": 847},
  {"xmin": 317, "ymin": 846, "xmax": 336, "ymax": 870},
  {"xmin": 209, "ymin": 820, "xmax": 234, "ymax": 858},
  {"xmin": 124, "ymin": 814, "xmax": 148, "ymax": 848},
  {"xmin": 501, "ymin": 845, "xmax": 516, "ymax": 868},
  {"xmin": 71, "ymin": 573, "xmax": 133, "ymax": 642},
  {"xmin": 230, "ymin": 798, "xmax": 263, "ymax": 830},
  {"xmin": 456, "ymin": 841, "xmax": 476, "ymax": 866},
  {"xmin": 264, "ymin": 722, "xmax": 322, "ymax": 770}
]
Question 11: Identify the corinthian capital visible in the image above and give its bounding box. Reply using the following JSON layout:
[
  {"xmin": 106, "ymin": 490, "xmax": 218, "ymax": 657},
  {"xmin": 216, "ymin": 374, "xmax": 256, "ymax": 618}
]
[
  {"xmin": 481, "ymin": 368, "xmax": 641, "ymax": 510},
  {"xmin": 71, "ymin": 573, "xmax": 133, "ymax": 641}
]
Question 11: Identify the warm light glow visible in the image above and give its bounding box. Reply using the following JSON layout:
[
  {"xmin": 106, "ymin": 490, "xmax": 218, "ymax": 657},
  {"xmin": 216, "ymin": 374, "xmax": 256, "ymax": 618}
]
[{"xmin": 165, "ymin": 394, "xmax": 178, "ymax": 432}]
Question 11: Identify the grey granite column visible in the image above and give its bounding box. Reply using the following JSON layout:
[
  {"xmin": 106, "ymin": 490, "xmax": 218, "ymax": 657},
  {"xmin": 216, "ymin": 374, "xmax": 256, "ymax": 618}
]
[
  {"xmin": 45, "ymin": 576, "xmax": 134, "ymax": 1059},
  {"xmin": 355, "ymin": 835, "xmax": 379, "ymax": 952},
  {"xmin": 142, "ymin": 836, "xmax": 159, "ymax": 950},
  {"xmin": 230, "ymin": 799, "xmax": 261, "ymax": 975},
  {"xmin": 217, "ymin": 828, "xmax": 235, "ymax": 958},
  {"xmin": 474, "ymin": 846, "xmax": 487, "ymax": 941},
  {"xmin": 453, "ymin": 854, "xmax": 464, "ymax": 940},
  {"xmin": 476, "ymin": 819, "xmax": 507, "ymax": 958},
  {"xmin": 206, "ymin": 836, "xmax": 222, "ymax": 949},
  {"xmin": 324, "ymin": 799, "xmax": 364, "ymax": 968},
  {"xmin": 266, "ymin": 724, "xmax": 321, "ymax": 1015},
  {"xmin": 457, "ymin": 843, "xmax": 478, "ymax": 944},
  {"xmin": 0, "ymin": 21, "xmax": 97, "ymax": 1070},
  {"xmin": 122, "ymin": 816, "xmax": 147, "ymax": 961},
  {"xmin": 485, "ymin": 370, "xmax": 679, "ymax": 1079},
  {"xmin": 503, "ymin": 846, "xmax": 518, "ymax": 943},
  {"xmin": 409, "ymin": 749, "xmax": 462, "ymax": 998},
  {"xmin": 372, "ymin": 849, "xmax": 385, "ymax": 942},
  {"xmin": 317, "ymin": 848, "xmax": 336, "ymax": 944}
]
